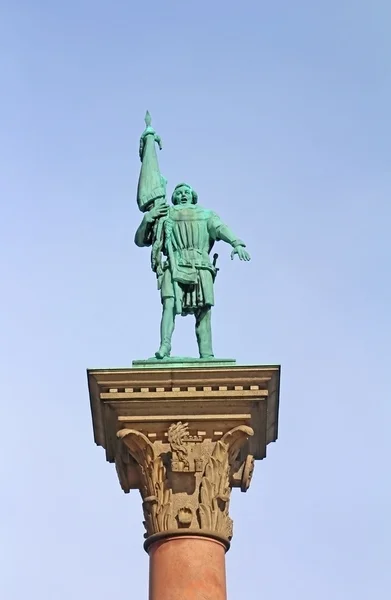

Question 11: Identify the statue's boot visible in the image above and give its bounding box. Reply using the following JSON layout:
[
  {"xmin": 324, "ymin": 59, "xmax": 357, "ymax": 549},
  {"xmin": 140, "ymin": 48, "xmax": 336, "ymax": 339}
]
[{"xmin": 155, "ymin": 343, "xmax": 171, "ymax": 359}]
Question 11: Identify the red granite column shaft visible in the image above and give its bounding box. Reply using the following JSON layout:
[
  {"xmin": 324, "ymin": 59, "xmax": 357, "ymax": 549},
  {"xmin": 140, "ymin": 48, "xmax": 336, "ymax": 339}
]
[{"xmin": 148, "ymin": 536, "xmax": 227, "ymax": 600}]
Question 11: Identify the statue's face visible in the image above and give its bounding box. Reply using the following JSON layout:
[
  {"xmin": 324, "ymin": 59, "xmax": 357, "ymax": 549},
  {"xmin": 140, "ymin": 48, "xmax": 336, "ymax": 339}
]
[{"xmin": 173, "ymin": 185, "xmax": 193, "ymax": 206}]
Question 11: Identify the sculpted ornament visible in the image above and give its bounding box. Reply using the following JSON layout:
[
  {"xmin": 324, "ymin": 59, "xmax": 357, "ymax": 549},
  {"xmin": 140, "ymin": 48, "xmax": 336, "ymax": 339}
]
[
  {"xmin": 117, "ymin": 423, "xmax": 254, "ymax": 543},
  {"xmin": 117, "ymin": 429, "xmax": 173, "ymax": 537},
  {"xmin": 167, "ymin": 421, "xmax": 204, "ymax": 473}
]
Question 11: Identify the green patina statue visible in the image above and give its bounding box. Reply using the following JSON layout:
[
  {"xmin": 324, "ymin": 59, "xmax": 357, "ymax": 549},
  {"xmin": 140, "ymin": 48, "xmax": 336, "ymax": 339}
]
[{"xmin": 135, "ymin": 112, "xmax": 250, "ymax": 360}]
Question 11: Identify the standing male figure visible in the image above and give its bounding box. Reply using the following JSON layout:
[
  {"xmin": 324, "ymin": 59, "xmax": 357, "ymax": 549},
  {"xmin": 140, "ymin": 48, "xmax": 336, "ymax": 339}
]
[{"xmin": 135, "ymin": 182, "xmax": 250, "ymax": 359}]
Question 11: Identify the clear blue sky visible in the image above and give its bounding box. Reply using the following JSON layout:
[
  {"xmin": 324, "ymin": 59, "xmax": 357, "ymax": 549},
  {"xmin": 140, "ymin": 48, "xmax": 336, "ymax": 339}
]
[{"xmin": 1, "ymin": 1, "xmax": 390, "ymax": 598}]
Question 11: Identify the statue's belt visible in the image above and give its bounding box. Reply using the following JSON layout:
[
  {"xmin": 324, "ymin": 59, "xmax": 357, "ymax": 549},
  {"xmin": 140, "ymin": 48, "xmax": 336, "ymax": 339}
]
[{"xmin": 161, "ymin": 260, "xmax": 216, "ymax": 286}]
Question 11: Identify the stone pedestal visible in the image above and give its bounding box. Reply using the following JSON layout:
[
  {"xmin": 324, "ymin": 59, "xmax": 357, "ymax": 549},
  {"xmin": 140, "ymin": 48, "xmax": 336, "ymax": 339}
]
[{"xmin": 87, "ymin": 363, "xmax": 280, "ymax": 598}]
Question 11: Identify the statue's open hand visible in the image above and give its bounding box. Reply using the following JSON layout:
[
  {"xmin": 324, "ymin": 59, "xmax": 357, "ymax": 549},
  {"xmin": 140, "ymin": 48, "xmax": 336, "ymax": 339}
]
[
  {"xmin": 147, "ymin": 203, "xmax": 169, "ymax": 222},
  {"xmin": 231, "ymin": 245, "xmax": 251, "ymax": 261}
]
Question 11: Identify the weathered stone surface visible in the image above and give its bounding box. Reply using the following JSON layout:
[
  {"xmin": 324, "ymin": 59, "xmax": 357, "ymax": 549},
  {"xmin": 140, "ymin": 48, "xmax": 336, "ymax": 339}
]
[{"xmin": 87, "ymin": 364, "xmax": 280, "ymax": 548}]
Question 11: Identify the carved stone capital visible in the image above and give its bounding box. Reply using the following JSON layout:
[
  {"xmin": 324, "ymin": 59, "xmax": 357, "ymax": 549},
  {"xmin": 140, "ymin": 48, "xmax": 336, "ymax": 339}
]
[{"xmin": 117, "ymin": 422, "xmax": 254, "ymax": 544}]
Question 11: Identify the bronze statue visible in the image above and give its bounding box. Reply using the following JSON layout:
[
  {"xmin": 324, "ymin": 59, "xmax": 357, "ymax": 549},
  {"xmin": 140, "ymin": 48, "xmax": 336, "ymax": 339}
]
[{"xmin": 135, "ymin": 113, "xmax": 250, "ymax": 359}]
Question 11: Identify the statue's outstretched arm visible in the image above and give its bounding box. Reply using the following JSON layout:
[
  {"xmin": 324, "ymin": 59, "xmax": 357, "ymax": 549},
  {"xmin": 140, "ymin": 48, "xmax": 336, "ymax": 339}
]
[
  {"xmin": 209, "ymin": 212, "xmax": 245, "ymax": 247},
  {"xmin": 208, "ymin": 213, "xmax": 251, "ymax": 261}
]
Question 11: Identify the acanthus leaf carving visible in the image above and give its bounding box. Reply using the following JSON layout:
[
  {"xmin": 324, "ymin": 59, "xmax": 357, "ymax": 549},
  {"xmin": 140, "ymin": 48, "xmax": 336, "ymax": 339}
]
[
  {"xmin": 117, "ymin": 428, "xmax": 173, "ymax": 537},
  {"xmin": 197, "ymin": 426, "xmax": 254, "ymax": 540},
  {"xmin": 198, "ymin": 441, "xmax": 232, "ymax": 538}
]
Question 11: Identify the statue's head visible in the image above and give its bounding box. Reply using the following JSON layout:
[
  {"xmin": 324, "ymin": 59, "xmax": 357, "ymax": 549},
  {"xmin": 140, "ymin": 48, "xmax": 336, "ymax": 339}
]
[{"xmin": 171, "ymin": 183, "xmax": 198, "ymax": 206}]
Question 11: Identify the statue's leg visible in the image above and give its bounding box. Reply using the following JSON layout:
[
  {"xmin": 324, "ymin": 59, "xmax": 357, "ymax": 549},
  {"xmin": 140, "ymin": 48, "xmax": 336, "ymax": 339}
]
[
  {"xmin": 195, "ymin": 307, "xmax": 214, "ymax": 358},
  {"xmin": 156, "ymin": 298, "xmax": 175, "ymax": 359}
]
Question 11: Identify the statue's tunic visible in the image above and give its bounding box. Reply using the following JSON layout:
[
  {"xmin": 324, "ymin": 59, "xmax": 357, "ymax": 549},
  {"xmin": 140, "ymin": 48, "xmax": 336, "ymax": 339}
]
[{"xmin": 136, "ymin": 204, "xmax": 243, "ymax": 316}]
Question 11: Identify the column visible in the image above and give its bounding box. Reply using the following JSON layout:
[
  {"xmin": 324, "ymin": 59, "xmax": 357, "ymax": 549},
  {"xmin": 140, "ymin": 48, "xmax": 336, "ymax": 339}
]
[
  {"xmin": 148, "ymin": 536, "xmax": 226, "ymax": 600},
  {"xmin": 87, "ymin": 363, "xmax": 280, "ymax": 599}
]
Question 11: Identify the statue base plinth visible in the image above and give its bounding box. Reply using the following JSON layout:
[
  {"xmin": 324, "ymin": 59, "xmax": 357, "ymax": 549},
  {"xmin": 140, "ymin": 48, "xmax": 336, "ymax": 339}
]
[{"xmin": 132, "ymin": 357, "xmax": 236, "ymax": 369}]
